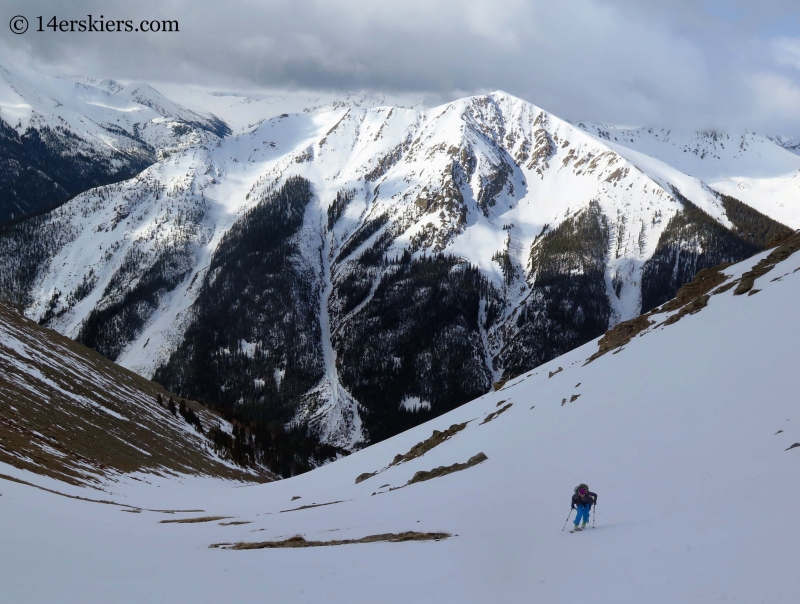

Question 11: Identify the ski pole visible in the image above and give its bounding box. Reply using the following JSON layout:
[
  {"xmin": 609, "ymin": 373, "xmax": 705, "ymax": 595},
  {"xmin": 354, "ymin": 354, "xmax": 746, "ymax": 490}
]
[
  {"xmin": 562, "ymin": 509, "xmax": 574, "ymax": 531},
  {"xmin": 592, "ymin": 504, "xmax": 596, "ymax": 528}
]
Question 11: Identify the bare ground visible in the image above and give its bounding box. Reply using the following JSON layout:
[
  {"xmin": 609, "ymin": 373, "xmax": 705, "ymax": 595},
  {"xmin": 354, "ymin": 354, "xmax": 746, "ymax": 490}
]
[{"xmin": 211, "ymin": 531, "xmax": 452, "ymax": 550}]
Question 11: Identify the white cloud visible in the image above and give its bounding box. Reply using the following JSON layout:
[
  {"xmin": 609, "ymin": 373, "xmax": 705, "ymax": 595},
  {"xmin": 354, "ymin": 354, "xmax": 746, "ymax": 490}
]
[
  {"xmin": 772, "ymin": 37, "xmax": 800, "ymax": 70},
  {"xmin": 2, "ymin": 0, "xmax": 800, "ymax": 132},
  {"xmin": 749, "ymin": 72, "xmax": 800, "ymax": 120}
]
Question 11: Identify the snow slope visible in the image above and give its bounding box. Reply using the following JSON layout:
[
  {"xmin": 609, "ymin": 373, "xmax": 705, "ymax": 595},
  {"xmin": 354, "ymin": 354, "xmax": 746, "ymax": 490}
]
[
  {"xmin": 581, "ymin": 124, "xmax": 800, "ymax": 228},
  {"xmin": 2, "ymin": 233, "xmax": 799, "ymax": 603}
]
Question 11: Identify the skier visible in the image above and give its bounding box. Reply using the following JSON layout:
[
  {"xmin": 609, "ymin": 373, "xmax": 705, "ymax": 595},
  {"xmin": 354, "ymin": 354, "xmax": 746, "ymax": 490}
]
[{"xmin": 571, "ymin": 483, "xmax": 597, "ymax": 531}]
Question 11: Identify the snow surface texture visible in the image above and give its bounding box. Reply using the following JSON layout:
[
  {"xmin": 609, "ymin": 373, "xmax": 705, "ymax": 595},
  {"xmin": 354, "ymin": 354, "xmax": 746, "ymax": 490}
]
[{"xmin": 2, "ymin": 237, "xmax": 800, "ymax": 603}]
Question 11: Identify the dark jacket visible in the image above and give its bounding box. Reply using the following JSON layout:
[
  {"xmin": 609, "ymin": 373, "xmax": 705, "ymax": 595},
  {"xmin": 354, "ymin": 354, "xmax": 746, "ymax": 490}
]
[{"xmin": 571, "ymin": 491, "xmax": 597, "ymax": 509}]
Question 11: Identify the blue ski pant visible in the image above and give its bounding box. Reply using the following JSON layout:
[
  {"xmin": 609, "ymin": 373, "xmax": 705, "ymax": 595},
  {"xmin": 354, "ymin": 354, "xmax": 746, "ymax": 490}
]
[{"xmin": 574, "ymin": 503, "xmax": 592, "ymax": 526}]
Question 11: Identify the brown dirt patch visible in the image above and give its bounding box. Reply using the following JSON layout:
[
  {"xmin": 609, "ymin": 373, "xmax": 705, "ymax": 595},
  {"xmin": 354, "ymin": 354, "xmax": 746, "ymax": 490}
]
[
  {"xmin": 735, "ymin": 231, "xmax": 800, "ymax": 295},
  {"xmin": 712, "ymin": 281, "xmax": 738, "ymax": 295},
  {"xmin": 586, "ymin": 313, "xmax": 655, "ymax": 363},
  {"xmin": 280, "ymin": 501, "xmax": 343, "ymax": 513},
  {"xmin": 492, "ymin": 378, "xmax": 509, "ymax": 391},
  {"xmin": 356, "ymin": 421, "xmax": 471, "ymax": 484},
  {"xmin": 160, "ymin": 516, "xmax": 232, "ymax": 524},
  {"xmin": 660, "ymin": 264, "xmax": 731, "ymax": 312},
  {"xmin": 212, "ymin": 531, "xmax": 452, "ymax": 550},
  {"xmin": 0, "ymin": 303, "xmax": 266, "ymax": 487},
  {"xmin": 355, "ymin": 471, "xmax": 377, "ymax": 484},
  {"xmin": 481, "ymin": 403, "xmax": 512, "ymax": 424},
  {"xmin": 391, "ymin": 422, "xmax": 469, "ymax": 466},
  {"xmin": 586, "ymin": 234, "xmax": 799, "ymax": 364},
  {"xmin": 406, "ymin": 452, "xmax": 488, "ymax": 486},
  {"xmin": 586, "ymin": 262, "xmax": 734, "ymax": 363}
]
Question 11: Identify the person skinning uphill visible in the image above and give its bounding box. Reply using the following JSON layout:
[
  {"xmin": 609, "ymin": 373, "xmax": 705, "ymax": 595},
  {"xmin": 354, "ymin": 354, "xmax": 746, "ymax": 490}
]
[{"xmin": 571, "ymin": 484, "xmax": 597, "ymax": 531}]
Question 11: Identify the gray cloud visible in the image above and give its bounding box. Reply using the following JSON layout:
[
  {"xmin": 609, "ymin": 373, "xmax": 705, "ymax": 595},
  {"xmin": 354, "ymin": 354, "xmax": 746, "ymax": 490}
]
[{"xmin": 2, "ymin": 0, "xmax": 800, "ymax": 132}]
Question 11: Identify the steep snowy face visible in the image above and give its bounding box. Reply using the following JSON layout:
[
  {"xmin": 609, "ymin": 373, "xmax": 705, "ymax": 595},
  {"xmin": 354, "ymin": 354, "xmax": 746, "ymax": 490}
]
[
  {"xmin": 0, "ymin": 92, "xmax": 791, "ymax": 448},
  {"xmin": 0, "ymin": 62, "xmax": 228, "ymax": 222},
  {"xmin": 580, "ymin": 123, "xmax": 800, "ymax": 229}
]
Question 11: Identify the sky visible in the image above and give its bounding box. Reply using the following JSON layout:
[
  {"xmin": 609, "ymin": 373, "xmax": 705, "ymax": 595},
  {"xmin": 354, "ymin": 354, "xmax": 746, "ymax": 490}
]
[{"xmin": 2, "ymin": 0, "xmax": 800, "ymax": 132}]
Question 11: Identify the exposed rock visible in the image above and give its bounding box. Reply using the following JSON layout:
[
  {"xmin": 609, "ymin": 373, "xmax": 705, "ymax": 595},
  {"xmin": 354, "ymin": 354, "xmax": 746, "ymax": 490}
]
[
  {"xmin": 280, "ymin": 501, "xmax": 343, "ymax": 513},
  {"xmin": 660, "ymin": 265, "xmax": 731, "ymax": 313},
  {"xmin": 160, "ymin": 516, "xmax": 231, "ymax": 524},
  {"xmin": 640, "ymin": 190, "xmax": 760, "ymax": 313},
  {"xmin": 734, "ymin": 231, "xmax": 800, "ymax": 295},
  {"xmin": 481, "ymin": 404, "xmax": 512, "ymax": 425},
  {"xmin": 587, "ymin": 262, "xmax": 734, "ymax": 363},
  {"xmin": 355, "ymin": 472, "xmax": 377, "ymax": 484},
  {"xmin": 493, "ymin": 378, "xmax": 509, "ymax": 391},
  {"xmin": 212, "ymin": 531, "xmax": 452, "ymax": 550},
  {"xmin": 407, "ymin": 453, "xmax": 488, "ymax": 485},
  {"xmin": 586, "ymin": 314, "xmax": 655, "ymax": 364},
  {"xmin": 390, "ymin": 422, "xmax": 469, "ymax": 467}
]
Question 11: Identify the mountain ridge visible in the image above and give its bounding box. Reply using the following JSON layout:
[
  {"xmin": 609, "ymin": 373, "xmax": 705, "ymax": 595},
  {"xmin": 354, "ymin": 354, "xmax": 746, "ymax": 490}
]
[
  {"xmin": 0, "ymin": 62, "xmax": 230, "ymax": 222},
  {"xmin": 0, "ymin": 85, "xmax": 795, "ymax": 448}
]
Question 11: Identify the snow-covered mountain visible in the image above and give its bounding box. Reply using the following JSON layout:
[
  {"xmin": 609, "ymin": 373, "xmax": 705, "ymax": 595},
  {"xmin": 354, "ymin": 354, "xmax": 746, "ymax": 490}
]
[
  {"xmin": 2, "ymin": 231, "xmax": 799, "ymax": 604},
  {"xmin": 0, "ymin": 62, "xmax": 229, "ymax": 222},
  {"xmin": 154, "ymin": 83, "xmax": 429, "ymax": 136},
  {"xmin": 0, "ymin": 87, "xmax": 795, "ymax": 448},
  {"xmin": 580, "ymin": 123, "xmax": 800, "ymax": 228}
]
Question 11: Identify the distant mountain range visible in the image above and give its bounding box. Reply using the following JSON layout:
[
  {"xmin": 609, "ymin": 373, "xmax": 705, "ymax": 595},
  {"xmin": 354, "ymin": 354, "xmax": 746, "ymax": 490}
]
[
  {"xmin": 0, "ymin": 62, "xmax": 229, "ymax": 222},
  {"xmin": 1, "ymin": 62, "xmax": 797, "ymax": 448}
]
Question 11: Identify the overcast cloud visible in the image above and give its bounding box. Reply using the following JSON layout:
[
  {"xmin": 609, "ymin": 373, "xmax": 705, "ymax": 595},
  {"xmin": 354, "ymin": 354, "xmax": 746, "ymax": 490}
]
[{"xmin": 2, "ymin": 0, "xmax": 800, "ymax": 131}]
